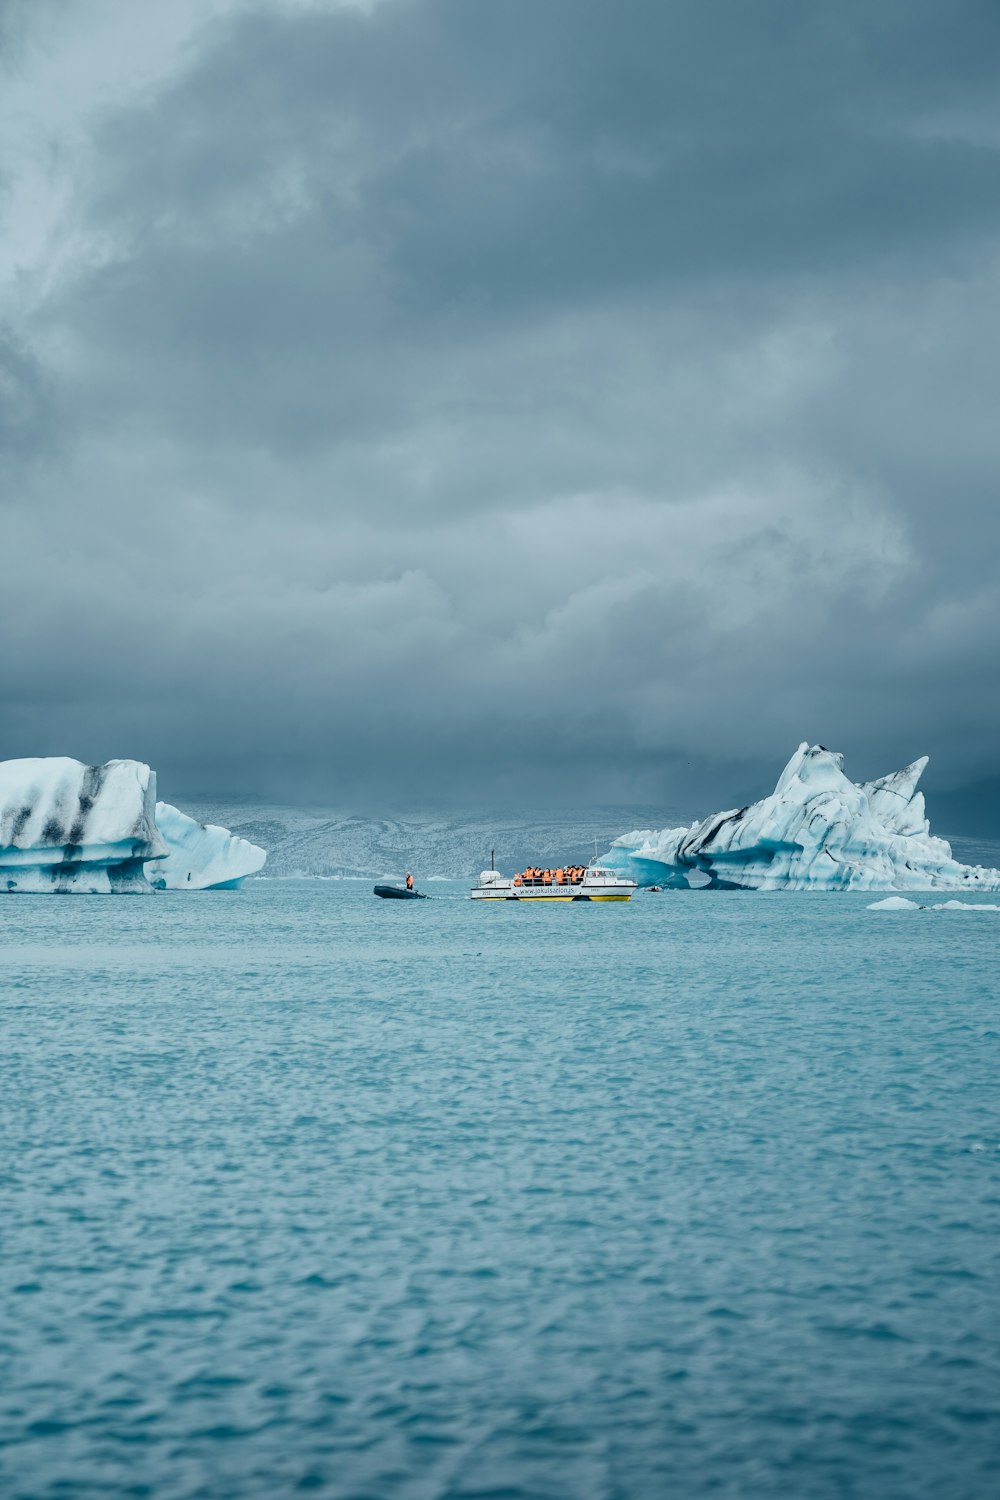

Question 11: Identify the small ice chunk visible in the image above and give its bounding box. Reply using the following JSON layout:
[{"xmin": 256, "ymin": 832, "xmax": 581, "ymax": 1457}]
[
  {"xmin": 931, "ymin": 900, "xmax": 1000, "ymax": 912},
  {"xmin": 867, "ymin": 896, "xmax": 922, "ymax": 910}
]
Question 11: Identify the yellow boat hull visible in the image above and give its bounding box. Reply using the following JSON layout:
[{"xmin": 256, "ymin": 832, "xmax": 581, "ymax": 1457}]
[
  {"xmin": 472, "ymin": 892, "xmax": 633, "ymax": 902},
  {"xmin": 471, "ymin": 865, "xmax": 637, "ymax": 901}
]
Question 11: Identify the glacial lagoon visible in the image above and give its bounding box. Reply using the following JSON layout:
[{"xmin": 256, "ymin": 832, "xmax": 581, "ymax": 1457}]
[{"xmin": 2, "ymin": 881, "xmax": 999, "ymax": 1499}]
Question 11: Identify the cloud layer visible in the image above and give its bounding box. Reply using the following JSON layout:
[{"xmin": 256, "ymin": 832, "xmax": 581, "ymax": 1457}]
[{"xmin": 2, "ymin": 0, "xmax": 999, "ymax": 812}]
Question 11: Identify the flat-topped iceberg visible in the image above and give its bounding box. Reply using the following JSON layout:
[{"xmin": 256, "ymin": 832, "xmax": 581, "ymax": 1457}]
[
  {"xmin": 0, "ymin": 758, "xmax": 267, "ymax": 893},
  {"xmin": 147, "ymin": 802, "xmax": 266, "ymax": 890},
  {"xmin": 0, "ymin": 757, "xmax": 167, "ymax": 893},
  {"xmin": 603, "ymin": 743, "xmax": 1000, "ymax": 892}
]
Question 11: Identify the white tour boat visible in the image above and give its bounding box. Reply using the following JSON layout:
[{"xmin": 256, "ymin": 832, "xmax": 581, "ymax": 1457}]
[{"xmin": 470, "ymin": 862, "xmax": 637, "ymax": 902}]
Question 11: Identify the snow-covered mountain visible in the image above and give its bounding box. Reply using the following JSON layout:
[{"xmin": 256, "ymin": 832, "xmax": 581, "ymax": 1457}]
[{"xmin": 175, "ymin": 800, "xmax": 673, "ymax": 882}]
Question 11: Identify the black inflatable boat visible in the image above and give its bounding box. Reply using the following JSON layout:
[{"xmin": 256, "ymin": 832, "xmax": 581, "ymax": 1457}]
[{"xmin": 373, "ymin": 884, "xmax": 427, "ymax": 899}]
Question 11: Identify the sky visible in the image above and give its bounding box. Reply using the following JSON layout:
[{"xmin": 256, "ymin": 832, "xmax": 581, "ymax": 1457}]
[{"xmin": 2, "ymin": 0, "xmax": 999, "ymax": 822}]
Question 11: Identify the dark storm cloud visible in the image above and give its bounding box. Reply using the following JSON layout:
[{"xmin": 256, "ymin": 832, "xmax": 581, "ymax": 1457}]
[
  {"xmin": 0, "ymin": 330, "xmax": 53, "ymax": 469},
  {"xmin": 2, "ymin": 0, "xmax": 1000, "ymax": 817},
  {"xmin": 92, "ymin": 1, "xmax": 1000, "ymax": 279}
]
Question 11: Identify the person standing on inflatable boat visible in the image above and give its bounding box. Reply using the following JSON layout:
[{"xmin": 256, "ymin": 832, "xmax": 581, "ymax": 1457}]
[{"xmin": 405, "ymin": 872, "xmax": 414, "ymax": 891}]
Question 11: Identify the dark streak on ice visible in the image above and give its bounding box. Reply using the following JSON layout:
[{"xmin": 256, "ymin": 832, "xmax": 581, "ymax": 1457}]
[
  {"xmin": 67, "ymin": 765, "xmax": 106, "ymax": 847},
  {"xmin": 10, "ymin": 804, "xmax": 33, "ymax": 842},
  {"xmin": 693, "ymin": 807, "xmax": 749, "ymax": 851}
]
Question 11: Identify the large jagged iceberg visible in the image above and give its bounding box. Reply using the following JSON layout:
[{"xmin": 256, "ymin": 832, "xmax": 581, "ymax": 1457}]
[
  {"xmin": 0, "ymin": 757, "xmax": 167, "ymax": 893},
  {"xmin": 146, "ymin": 802, "xmax": 266, "ymax": 890},
  {"xmin": 603, "ymin": 743, "xmax": 1000, "ymax": 892}
]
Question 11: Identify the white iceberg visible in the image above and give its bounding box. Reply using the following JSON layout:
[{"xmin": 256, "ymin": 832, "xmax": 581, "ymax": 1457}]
[
  {"xmin": 868, "ymin": 896, "xmax": 922, "ymax": 910},
  {"xmin": 146, "ymin": 802, "xmax": 266, "ymax": 890},
  {"xmin": 604, "ymin": 743, "xmax": 1000, "ymax": 893},
  {"xmin": 0, "ymin": 757, "xmax": 167, "ymax": 893},
  {"xmin": 0, "ymin": 759, "xmax": 267, "ymax": 893}
]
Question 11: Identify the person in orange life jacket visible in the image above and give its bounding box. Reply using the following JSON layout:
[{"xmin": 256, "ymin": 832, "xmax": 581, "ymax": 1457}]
[{"xmin": 405, "ymin": 872, "xmax": 414, "ymax": 891}]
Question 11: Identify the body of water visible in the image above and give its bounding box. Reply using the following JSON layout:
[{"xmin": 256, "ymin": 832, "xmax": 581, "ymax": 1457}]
[{"xmin": 2, "ymin": 883, "xmax": 999, "ymax": 1498}]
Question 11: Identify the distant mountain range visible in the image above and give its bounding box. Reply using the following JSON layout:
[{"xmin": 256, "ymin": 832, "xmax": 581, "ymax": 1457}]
[
  {"xmin": 175, "ymin": 800, "xmax": 678, "ymax": 881},
  {"xmin": 173, "ymin": 797, "xmax": 1000, "ymax": 884}
]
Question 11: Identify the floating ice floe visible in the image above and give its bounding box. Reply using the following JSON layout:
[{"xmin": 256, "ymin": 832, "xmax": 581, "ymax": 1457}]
[
  {"xmin": 146, "ymin": 802, "xmax": 266, "ymax": 890},
  {"xmin": 930, "ymin": 900, "xmax": 1000, "ymax": 912},
  {"xmin": 0, "ymin": 757, "xmax": 167, "ymax": 893},
  {"xmin": 869, "ymin": 896, "xmax": 1000, "ymax": 912},
  {"xmin": 604, "ymin": 743, "xmax": 1000, "ymax": 893}
]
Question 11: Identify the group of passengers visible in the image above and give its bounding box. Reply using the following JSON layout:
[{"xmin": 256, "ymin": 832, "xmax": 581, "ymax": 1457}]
[{"xmin": 513, "ymin": 864, "xmax": 588, "ymax": 886}]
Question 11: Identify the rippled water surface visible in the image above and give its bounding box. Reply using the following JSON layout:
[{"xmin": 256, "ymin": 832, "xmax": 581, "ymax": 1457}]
[{"xmin": 2, "ymin": 883, "xmax": 1000, "ymax": 1499}]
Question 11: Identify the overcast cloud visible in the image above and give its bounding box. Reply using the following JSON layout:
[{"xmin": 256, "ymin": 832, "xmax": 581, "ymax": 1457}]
[{"xmin": 2, "ymin": 0, "xmax": 999, "ymax": 817}]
